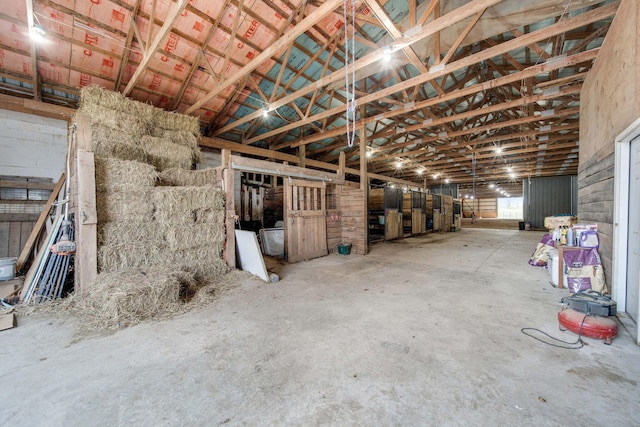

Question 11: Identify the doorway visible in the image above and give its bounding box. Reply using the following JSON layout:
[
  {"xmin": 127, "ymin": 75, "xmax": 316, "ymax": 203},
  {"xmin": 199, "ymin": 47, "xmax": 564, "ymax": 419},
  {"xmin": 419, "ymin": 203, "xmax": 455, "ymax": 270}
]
[{"xmin": 613, "ymin": 117, "xmax": 640, "ymax": 344}]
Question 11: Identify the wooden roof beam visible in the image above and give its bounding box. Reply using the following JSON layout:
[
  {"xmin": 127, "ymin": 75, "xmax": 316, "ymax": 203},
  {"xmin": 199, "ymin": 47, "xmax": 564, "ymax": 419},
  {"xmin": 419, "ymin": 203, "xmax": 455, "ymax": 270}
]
[
  {"xmin": 185, "ymin": 0, "xmax": 343, "ymax": 114},
  {"xmin": 123, "ymin": 0, "xmax": 187, "ymax": 96},
  {"xmin": 25, "ymin": 0, "xmax": 40, "ymax": 101}
]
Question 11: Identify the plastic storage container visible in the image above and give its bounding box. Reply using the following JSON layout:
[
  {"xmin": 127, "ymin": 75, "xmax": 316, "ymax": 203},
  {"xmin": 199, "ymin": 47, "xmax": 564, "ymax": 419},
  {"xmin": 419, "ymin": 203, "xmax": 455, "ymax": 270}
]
[{"xmin": 0, "ymin": 257, "xmax": 17, "ymax": 281}]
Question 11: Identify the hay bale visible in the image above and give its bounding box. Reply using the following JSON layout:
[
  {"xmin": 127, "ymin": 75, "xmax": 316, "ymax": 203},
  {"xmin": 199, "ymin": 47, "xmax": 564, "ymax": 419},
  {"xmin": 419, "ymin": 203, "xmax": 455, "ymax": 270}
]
[
  {"xmin": 158, "ymin": 168, "xmax": 217, "ymax": 187},
  {"xmin": 93, "ymin": 140, "xmax": 147, "ymax": 163},
  {"xmin": 151, "ymin": 129, "xmax": 199, "ymax": 150},
  {"xmin": 78, "ymin": 266, "xmax": 199, "ymax": 329},
  {"xmin": 77, "ymin": 105, "xmax": 150, "ymax": 137},
  {"xmin": 95, "ymin": 157, "xmax": 157, "ymax": 193},
  {"xmin": 97, "ymin": 243, "xmax": 163, "ymax": 272},
  {"xmin": 79, "ymin": 85, "xmax": 154, "ymax": 121},
  {"xmin": 152, "ymin": 186, "xmax": 225, "ymax": 223},
  {"xmin": 152, "ymin": 109, "xmax": 201, "ymax": 135},
  {"xmin": 91, "ymin": 124, "xmax": 138, "ymax": 147},
  {"xmin": 96, "ymin": 191, "xmax": 154, "ymax": 223},
  {"xmin": 97, "ymin": 221, "xmax": 161, "ymax": 247},
  {"xmin": 162, "ymin": 223, "xmax": 225, "ymax": 250},
  {"xmin": 140, "ymin": 136, "xmax": 193, "ymax": 171}
]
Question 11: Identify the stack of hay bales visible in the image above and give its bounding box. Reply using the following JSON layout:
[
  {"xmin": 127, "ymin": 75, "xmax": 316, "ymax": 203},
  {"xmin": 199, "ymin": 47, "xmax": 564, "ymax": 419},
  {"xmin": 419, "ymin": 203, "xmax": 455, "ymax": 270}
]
[{"xmin": 76, "ymin": 86, "xmax": 229, "ymax": 328}]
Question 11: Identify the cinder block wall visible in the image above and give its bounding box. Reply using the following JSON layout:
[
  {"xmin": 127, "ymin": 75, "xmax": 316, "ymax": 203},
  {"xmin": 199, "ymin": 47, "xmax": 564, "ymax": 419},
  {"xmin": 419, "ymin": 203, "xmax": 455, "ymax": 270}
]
[{"xmin": 579, "ymin": 0, "xmax": 640, "ymax": 289}]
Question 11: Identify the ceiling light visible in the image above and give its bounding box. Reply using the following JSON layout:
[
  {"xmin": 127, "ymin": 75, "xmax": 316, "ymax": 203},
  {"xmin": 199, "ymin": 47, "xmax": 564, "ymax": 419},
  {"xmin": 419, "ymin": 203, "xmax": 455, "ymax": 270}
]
[
  {"xmin": 488, "ymin": 184, "xmax": 495, "ymax": 189},
  {"xmin": 507, "ymin": 167, "xmax": 513, "ymax": 173},
  {"xmin": 444, "ymin": 178, "xmax": 450, "ymax": 184},
  {"xmin": 470, "ymin": 196, "xmax": 474, "ymax": 200},
  {"xmin": 262, "ymin": 109, "xmax": 268, "ymax": 118},
  {"xmin": 417, "ymin": 168, "xmax": 424, "ymax": 176},
  {"xmin": 433, "ymin": 173, "xmax": 439, "ymax": 179},
  {"xmin": 495, "ymin": 147, "xmax": 502, "ymax": 154},
  {"xmin": 395, "ymin": 161, "xmax": 403, "ymax": 169},
  {"xmin": 382, "ymin": 47, "xmax": 392, "ymax": 62},
  {"xmin": 30, "ymin": 26, "xmax": 46, "ymax": 43},
  {"xmin": 510, "ymin": 173, "xmax": 516, "ymax": 179},
  {"xmin": 365, "ymin": 151, "xmax": 373, "ymax": 158}
]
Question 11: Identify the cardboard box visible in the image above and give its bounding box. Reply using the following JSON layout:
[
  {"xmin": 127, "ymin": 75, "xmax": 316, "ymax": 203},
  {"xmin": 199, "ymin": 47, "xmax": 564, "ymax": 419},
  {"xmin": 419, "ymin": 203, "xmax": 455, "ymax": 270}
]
[{"xmin": 544, "ymin": 215, "xmax": 576, "ymax": 230}]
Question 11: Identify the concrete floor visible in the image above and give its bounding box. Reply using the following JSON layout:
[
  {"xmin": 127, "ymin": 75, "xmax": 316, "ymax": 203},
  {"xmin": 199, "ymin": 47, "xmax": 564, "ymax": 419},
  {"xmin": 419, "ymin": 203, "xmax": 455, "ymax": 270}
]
[{"xmin": 1, "ymin": 229, "xmax": 639, "ymax": 426}]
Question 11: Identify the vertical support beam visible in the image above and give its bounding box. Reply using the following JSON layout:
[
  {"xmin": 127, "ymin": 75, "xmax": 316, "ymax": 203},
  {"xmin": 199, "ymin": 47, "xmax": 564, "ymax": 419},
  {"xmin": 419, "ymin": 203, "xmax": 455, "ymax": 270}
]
[
  {"xmin": 25, "ymin": 0, "xmax": 40, "ymax": 101},
  {"xmin": 298, "ymin": 144, "xmax": 306, "ymax": 168},
  {"xmin": 76, "ymin": 150, "xmax": 97, "ymax": 295},
  {"xmin": 359, "ymin": 106, "xmax": 368, "ymax": 253},
  {"xmin": 338, "ymin": 151, "xmax": 345, "ymax": 180},
  {"xmin": 222, "ymin": 149, "xmax": 236, "ymax": 268}
]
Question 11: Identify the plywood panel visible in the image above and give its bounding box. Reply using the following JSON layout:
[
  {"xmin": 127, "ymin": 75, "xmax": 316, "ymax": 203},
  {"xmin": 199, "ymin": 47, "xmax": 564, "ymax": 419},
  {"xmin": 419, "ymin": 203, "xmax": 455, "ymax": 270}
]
[{"xmin": 369, "ymin": 188, "xmax": 385, "ymax": 210}]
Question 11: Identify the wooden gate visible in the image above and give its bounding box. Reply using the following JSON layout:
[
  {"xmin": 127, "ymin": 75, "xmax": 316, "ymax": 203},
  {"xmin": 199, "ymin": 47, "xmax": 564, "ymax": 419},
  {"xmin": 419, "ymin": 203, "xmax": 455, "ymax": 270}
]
[{"xmin": 284, "ymin": 178, "xmax": 327, "ymax": 263}]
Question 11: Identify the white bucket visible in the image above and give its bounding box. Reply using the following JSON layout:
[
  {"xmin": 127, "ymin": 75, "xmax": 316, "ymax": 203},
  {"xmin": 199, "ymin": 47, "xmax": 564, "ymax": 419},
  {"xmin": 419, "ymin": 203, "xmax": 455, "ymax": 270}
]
[
  {"xmin": 0, "ymin": 257, "xmax": 17, "ymax": 281},
  {"xmin": 547, "ymin": 249, "xmax": 567, "ymax": 288}
]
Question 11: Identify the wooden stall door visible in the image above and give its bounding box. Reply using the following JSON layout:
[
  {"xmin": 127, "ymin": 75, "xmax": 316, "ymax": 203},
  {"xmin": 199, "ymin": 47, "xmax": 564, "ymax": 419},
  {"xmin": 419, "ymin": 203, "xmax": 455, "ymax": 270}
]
[
  {"xmin": 284, "ymin": 178, "xmax": 328, "ymax": 263},
  {"xmin": 385, "ymin": 209, "xmax": 402, "ymax": 240}
]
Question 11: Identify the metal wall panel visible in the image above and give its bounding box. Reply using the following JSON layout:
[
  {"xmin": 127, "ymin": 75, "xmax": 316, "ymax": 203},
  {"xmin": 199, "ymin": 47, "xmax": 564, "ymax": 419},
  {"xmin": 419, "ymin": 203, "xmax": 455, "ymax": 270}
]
[{"xmin": 523, "ymin": 176, "xmax": 578, "ymax": 228}]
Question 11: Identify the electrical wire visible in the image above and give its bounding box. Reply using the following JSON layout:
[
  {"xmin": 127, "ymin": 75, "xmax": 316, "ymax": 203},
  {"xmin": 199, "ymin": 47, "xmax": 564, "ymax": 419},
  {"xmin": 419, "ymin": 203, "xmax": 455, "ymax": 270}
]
[
  {"xmin": 343, "ymin": 0, "xmax": 357, "ymax": 148},
  {"xmin": 521, "ymin": 312, "xmax": 588, "ymax": 349}
]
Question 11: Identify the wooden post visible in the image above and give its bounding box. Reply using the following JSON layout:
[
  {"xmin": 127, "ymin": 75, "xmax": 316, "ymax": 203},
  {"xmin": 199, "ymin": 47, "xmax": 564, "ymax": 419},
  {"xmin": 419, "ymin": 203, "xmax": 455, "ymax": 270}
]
[
  {"xmin": 338, "ymin": 151, "xmax": 345, "ymax": 180},
  {"xmin": 70, "ymin": 114, "xmax": 98, "ymax": 296},
  {"xmin": 222, "ymin": 149, "xmax": 236, "ymax": 268},
  {"xmin": 359, "ymin": 107, "xmax": 368, "ymax": 253},
  {"xmin": 76, "ymin": 150, "xmax": 97, "ymax": 295},
  {"xmin": 298, "ymin": 144, "xmax": 306, "ymax": 168}
]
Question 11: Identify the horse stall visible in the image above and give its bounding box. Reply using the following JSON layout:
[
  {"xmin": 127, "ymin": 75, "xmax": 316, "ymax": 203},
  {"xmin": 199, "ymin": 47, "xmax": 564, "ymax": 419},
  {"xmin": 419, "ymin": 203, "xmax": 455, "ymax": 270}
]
[
  {"xmin": 442, "ymin": 195, "xmax": 454, "ymax": 232},
  {"xmin": 368, "ymin": 187, "xmax": 402, "ymax": 242},
  {"xmin": 368, "ymin": 187, "xmax": 385, "ymax": 243},
  {"xmin": 453, "ymin": 199, "xmax": 462, "ymax": 231},
  {"xmin": 431, "ymin": 194, "xmax": 442, "ymax": 231},
  {"xmin": 402, "ymin": 191, "xmax": 412, "ymax": 237},
  {"xmin": 412, "ymin": 191, "xmax": 427, "ymax": 235},
  {"xmin": 326, "ymin": 182, "xmax": 367, "ymax": 255},
  {"xmin": 384, "ymin": 187, "xmax": 403, "ymax": 241}
]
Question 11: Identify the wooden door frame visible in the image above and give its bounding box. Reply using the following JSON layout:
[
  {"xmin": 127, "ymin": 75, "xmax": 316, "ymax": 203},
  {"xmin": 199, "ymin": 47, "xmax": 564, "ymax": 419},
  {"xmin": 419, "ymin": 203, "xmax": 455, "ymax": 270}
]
[{"xmin": 613, "ymin": 117, "xmax": 640, "ymax": 344}]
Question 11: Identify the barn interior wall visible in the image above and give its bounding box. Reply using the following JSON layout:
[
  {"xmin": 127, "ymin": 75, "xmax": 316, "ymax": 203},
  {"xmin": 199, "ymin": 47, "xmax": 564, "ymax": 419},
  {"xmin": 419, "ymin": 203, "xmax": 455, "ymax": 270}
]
[
  {"xmin": 0, "ymin": 109, "xmax": 67, "ymax": 180},
  {"xmin": 579, "ymin": 0, "xmax": 640, "ymax": 289},
  {"xmin": 0, "ymin": 109, "xmax": 67, "ymax": 258}
]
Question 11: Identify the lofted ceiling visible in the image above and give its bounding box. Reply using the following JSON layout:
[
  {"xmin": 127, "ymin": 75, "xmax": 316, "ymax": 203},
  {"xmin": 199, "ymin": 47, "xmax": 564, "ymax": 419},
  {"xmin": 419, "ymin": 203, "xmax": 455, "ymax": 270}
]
[{"xmin": 0, "ymin": 0, "xmax": 620, "ymax": 192}]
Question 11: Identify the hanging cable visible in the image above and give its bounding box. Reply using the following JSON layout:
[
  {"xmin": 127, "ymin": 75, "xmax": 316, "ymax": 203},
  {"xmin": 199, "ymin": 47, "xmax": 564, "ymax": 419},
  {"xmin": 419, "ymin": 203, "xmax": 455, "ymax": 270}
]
[{"xmin": 343, "ymin": 0, "xmax": 357, "ymax": 147}]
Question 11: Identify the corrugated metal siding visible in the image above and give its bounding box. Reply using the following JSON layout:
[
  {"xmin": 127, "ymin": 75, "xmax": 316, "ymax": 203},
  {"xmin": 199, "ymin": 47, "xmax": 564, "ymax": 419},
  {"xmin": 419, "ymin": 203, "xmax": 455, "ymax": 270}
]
[{"xmin": 523, "ymin": 176, "xmax": 578, "ymax": 228}]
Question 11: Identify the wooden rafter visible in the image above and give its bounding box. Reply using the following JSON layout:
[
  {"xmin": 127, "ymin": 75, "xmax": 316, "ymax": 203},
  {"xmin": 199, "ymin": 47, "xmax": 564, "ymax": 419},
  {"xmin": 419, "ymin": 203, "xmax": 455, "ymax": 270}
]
[{"xmin": 123, "ymin": 0, "xmax": 188, "ymax": 96}]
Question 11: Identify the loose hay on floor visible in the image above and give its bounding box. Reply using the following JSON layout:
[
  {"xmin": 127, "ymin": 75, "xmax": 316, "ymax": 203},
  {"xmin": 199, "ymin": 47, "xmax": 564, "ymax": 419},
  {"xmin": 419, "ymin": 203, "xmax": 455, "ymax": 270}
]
[
  {"xmin": 158, "ymin": 168, "xmax": 217, "ymax": 187},
  {"xmin": 94, "ymin": 157, "xmax": 157, "ymax": 193},
  {"xmin": 77, "ymin": 266, "xmax": 200, "ymax": 330},
  {"xmin": 140, "ymin": 136, "xmax": 193, "ymax": 171}
]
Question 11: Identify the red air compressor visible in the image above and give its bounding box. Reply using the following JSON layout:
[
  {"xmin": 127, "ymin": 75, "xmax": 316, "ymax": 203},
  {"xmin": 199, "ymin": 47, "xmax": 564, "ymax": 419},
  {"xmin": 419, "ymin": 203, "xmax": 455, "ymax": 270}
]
[{"xmin": 558, "ymin": 291, "xmax": 618, "ymax": 345}]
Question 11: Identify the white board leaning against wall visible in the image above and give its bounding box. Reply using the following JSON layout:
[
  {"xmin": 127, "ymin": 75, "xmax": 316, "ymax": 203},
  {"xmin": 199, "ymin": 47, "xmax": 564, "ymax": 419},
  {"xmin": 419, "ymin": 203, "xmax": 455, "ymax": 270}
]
[{"xmin": 0, "ymin": 109, "xmax": 67, "ymax": 180}]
